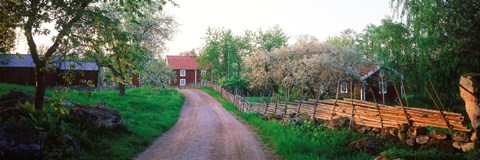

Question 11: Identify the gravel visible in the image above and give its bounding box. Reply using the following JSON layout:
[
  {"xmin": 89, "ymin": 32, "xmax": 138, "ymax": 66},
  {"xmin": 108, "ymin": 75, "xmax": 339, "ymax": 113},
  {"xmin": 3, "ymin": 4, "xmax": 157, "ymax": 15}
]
[{"xmin": 135, "ymin": 89, "xmax": 268, "ymax": 160}]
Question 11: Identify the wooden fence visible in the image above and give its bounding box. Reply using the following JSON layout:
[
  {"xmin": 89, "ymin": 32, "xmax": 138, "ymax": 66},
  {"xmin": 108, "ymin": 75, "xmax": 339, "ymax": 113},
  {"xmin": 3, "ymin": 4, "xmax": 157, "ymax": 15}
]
[{"xmin": 207, "ymin": 84, "xmax": 470, "ymax": 132}]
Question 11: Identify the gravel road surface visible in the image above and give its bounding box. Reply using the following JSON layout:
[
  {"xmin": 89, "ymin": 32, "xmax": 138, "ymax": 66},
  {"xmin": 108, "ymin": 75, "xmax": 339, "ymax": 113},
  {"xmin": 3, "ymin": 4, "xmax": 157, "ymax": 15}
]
[{"xmin": 135, "ymin": 89, "xmax": 268, "ymax": 160}]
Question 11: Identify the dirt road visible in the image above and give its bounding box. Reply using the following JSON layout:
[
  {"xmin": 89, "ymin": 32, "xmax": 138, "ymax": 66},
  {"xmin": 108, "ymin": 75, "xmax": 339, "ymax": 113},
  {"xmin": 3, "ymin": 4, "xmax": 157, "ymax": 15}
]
[{"xmin": 135, "ymin": 89, "xmax": 268, "ymax": 160}]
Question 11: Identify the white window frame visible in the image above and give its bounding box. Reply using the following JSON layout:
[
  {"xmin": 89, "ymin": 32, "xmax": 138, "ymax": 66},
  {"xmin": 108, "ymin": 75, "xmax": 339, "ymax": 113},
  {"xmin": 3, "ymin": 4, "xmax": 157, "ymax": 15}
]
[
  {"xmin": 340, "ymin": 84, "xmax": 348, "ymax": 94},
  {"xmin": 180, "ymin": 79, "xmax": 186, "ymax": 86},
  {"xmin": 180, "ymin": 69, "xmax": 186, "ymax": 77},
  {"xmin": 378, "ymin": 81, "xmax": 387, "ymax": 94}
]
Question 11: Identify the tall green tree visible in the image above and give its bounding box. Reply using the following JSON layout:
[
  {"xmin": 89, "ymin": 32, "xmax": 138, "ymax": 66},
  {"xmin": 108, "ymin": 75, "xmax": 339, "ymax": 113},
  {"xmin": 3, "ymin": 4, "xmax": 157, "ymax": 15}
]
[
  {"xmin": 392, "ymin": 0, "xmax": 480, "ymax": 108},
  {"xmin": 86, "ymin": 0, "xmax": 177, "ymax": 95},
  {"xmin": 1, "ymin": 0, "xmax": 174, "ymax": 109},
  {"xmin": 198, "ymin": 28, "xmax": 252, "ymax": 81},
  {"xmin": 255, "ymin": 25, "xmax": 289, "ymax": 52},
  {"xmin": 358, "ymin": 1, "xmax": 480, "ymax": 108}
]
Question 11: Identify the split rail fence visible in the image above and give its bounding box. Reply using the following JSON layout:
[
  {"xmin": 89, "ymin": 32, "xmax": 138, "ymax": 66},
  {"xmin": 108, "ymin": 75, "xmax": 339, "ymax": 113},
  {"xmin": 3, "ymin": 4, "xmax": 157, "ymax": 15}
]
[{"xmin": 208, "ymin": 84, "xmax": 470, "ymax": 132}]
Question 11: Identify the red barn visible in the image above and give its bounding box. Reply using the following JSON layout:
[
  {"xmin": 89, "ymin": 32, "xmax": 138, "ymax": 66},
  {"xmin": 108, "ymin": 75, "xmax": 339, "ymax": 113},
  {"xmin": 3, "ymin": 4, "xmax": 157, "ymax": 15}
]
[
  {"xmin": 166, "ymin": 55, "xmax": 209, "ymax": 87},
  {"xmin": 0, "ymin": 54, "xmax": 99, "ymax": 87}
]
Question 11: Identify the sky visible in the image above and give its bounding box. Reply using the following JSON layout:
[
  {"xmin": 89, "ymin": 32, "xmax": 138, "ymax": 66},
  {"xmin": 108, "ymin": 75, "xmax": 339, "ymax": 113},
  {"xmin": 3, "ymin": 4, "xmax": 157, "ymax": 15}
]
[
  {"xmin": 163, "ymin": 0, "xmax": 392, "ymax": 55},
  {"xmin": 13, "ymin": 0, "xmax": 392, "ymax": 56}
]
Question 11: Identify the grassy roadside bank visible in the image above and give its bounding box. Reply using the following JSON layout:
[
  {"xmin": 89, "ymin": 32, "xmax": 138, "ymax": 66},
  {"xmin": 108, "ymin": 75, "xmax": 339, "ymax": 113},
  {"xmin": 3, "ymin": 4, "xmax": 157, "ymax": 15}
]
[
  {"xmin": 0, "ymin": 83, "xmax": 184, "ymax": 159},
  {"xmin": 198, "ymin": 87, "xmax": 480, "ymax": 160},
  {"xmin": 198, "ymin": 87, "xmax": 372, "ymax": 159}
]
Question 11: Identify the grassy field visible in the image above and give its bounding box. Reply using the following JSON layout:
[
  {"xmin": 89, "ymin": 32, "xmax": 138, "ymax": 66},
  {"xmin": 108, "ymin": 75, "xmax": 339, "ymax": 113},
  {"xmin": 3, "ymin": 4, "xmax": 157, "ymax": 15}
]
[
  {"xmin": 199, "ymin": 86, "xmax": 480, "ymax": 160},
  {"xmin": 0, "ymin": 83, "xmax": 184, "ymax": 159}
]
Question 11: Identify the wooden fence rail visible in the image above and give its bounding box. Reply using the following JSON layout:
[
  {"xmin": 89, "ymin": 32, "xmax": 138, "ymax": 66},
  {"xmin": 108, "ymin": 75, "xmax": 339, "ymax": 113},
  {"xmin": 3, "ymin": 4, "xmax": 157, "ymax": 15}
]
[{"xmin": 206, "ymin": 83, "xmax": 470, "ymax": 132}]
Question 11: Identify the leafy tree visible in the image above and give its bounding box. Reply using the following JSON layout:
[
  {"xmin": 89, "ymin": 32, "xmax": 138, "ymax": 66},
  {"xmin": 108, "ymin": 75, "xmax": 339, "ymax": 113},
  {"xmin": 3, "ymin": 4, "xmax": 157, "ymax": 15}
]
[
  {"xmin": 0, "ymin": 0, "xmax": 174, "ymax": 109},
  {"xmin": 0, "ymin": 2, "xmax": 18, "ymax": 53},
  {"xmin": 75, "ymin": 0, "xmax": 177, "ymax": 95},
  {"xmin": 255, "ymin": 25, "xmax": 289, "ymax": 52},
  {"xmin": 198, "ymin": 28, "xmax": 252, "ymax": 81},
  {"xmin": 359, "ymin": 0, "xmax": 480, "ymax": 108},
  {"xmin": 140, "ymin": 59, "xmax": 175, "ymax": 87},
  {"xmin": 326, "ymin": 29, "xmax": 358, "ymax": 50}
]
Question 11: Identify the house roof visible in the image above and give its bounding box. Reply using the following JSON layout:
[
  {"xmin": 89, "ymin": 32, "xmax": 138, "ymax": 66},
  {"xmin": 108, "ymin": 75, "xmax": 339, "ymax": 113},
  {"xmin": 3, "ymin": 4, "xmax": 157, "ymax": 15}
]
[
  {"xmin": 166, "ymin": 55, "xmax": 198, "ymax": 70},
  {"xmin": 359, "ymin": 64, "xmax": 381, "ymax": 81},
  {"xmin": 0, "ymin": 54, "xmax": 35, "ymax": 68},
  {"xmin": 0, "ymin": 54, "xmax": 99, "ymax": 71},
  {"xmin": 59, "ymin": 61, "xmax": 99, "ymax": 71}
]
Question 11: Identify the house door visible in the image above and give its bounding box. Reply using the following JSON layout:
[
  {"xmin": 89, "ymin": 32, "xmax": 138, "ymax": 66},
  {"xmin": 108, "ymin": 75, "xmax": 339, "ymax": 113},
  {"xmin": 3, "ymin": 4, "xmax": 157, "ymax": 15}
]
[{"xmin": 180, "ymin": 79, "xmax": 186, "ymax": 86}]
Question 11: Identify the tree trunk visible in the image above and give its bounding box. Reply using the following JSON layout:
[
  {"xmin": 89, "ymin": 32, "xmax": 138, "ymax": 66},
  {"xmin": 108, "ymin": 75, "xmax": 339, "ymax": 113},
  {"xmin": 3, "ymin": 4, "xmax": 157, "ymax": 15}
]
[
  {"xmin": 119, "ymin": 83, "xmax": 126, "ymax": 96},
  {"xmin": 34, "ymin": 61, "xmax": 46, "ymax": 110},
  {"xmin": 459, "ymin": 73, "xmax": 480, "ymax": 142}
]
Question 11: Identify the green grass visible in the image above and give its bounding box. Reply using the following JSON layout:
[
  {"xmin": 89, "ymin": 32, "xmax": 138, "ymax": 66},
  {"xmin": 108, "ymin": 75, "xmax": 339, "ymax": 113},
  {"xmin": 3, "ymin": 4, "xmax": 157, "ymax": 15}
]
[
  {"xmin": 0, "ymin": 83, "xmax": 184, "ymax": 159},
  {"xmin": 199, "ymin": 87, "xmax": 372, "ymax": 160},
  {"xmin": 199, "ymin": 86, "xmax": 480, "ymax": 160}
]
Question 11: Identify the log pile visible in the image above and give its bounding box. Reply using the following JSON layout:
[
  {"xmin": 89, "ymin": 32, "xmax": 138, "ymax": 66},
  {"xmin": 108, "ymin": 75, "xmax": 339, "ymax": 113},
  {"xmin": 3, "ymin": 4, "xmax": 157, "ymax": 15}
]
[{"xmin": 208, "ymin": 83, "xmax": 470, "ymax": 132}]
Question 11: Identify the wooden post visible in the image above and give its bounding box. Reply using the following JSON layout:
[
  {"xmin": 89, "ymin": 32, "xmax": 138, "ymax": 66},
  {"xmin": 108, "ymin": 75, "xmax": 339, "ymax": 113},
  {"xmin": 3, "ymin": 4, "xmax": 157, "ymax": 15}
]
[
  {"xmin": 394, "ymin": 83, "xmax": 412, "ymax": 126},
  {"xmin": 425, "ymin": 86, "xmax": 453, "ymax": 134},
  {"xmin": 349, "ymin": 81, "xmax": 355, "ymax": 129},
  {"xmin": 460, "ymin": 73, "xmax": 480, "ymax": 141},
  {"xmin": 370, "ymin": 88, "xmax": 384, "ymax": 129},
  {"xmin": 273, "ymin": 92, "xmax": 278, "ymax": 114},
  {"xmin": 283, "ymin": 88, "xmax": 289, "ymax": 116},
  {"xmin": 257, "ymin": 92, "xmax": 264, "ymax": 114},
  {"xmin": 264, "ymin": 92, "xmax": 273, "ymax": 115},
  {"xmin": 297, "ymin": 90, "xmax": 309, "ymax": 115},
  {"xmin": 380, "ymin": 71, "xmax": 385, "ymax": 105},
  {"xmin": 312, "ymin": 89, "xmax": 320, "ymax": 123},
  {"xmin": 330, "ymin": 81, "xmax": 340, "ymax": 120},
  {"xmin": 401, "ymin": 80, "xmax": 409, "ymax": 107}
]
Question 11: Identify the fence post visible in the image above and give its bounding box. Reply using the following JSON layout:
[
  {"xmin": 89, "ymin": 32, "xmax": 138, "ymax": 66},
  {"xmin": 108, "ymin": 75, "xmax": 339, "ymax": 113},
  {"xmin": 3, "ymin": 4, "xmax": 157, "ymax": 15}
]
[{"xmin": 330, "ymin": 81, "xmax": 340, "ymax": 120}]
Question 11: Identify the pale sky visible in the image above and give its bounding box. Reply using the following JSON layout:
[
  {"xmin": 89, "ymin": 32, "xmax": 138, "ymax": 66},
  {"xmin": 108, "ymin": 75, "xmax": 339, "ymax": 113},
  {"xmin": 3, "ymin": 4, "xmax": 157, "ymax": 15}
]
[
  {"xmin": 14, "ymin": 0, "xmax": 392, "ymax": 56},
  {"xmin": 163, "ymin": 0, "xmax": 392, "ymax": 55}
]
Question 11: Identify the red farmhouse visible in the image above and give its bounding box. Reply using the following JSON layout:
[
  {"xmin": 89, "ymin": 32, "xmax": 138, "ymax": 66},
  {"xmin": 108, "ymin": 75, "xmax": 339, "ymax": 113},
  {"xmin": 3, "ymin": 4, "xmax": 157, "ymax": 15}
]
[{"xmin": 166, "ymin": 55, "xmax": 208, "ymax": 87}]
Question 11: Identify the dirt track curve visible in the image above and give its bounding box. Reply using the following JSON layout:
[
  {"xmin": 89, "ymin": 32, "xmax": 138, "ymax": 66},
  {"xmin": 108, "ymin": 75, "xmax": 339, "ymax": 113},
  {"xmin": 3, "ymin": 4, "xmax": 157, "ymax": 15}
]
[{"xmin": 135, "ymin": 89, "xmax": 268, "ymax": 160}]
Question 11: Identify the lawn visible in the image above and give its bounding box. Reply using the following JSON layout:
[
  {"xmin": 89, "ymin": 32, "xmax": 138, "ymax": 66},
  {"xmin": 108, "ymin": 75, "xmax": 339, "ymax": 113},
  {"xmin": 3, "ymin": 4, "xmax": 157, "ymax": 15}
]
[
  {"xmin": 0, "ymin": 83, "xmax": 184, "ymax": 159},
  {"xmin": 198, "ymin": 86, "xmax": 480, "ymax": 160}
]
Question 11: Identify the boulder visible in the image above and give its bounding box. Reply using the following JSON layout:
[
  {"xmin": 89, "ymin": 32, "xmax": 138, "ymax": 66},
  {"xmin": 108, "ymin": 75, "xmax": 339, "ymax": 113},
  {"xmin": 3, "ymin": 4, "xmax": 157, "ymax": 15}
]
[
  {"xmin": 425, "ymin": 140, "xmax": 456, "ymax": 151},
  {"xmin": 452, "ymin": 141, "xmax": 463, "ymax": 150},
  {"xmin": 0, "ymin": 90, "xmax": 34, "ymax": 102},
  {"xmin": 371, "ymin": 128, "xmax": 381, "ymax": 134},
  {"xmin": 452, "ymin": 141, "xmax": 476, "ymax": 152},
  {"xmin": 264, "ymin": 113, "xmax": 275, "ymax": 120},
  {"xmin": 389, "ymin": 128, "xmax": 399, "ymax": 137},
  {"xmin": 416, "ymin": 135, "xmax": 430, "ymax": 145},
  {"xmin": 398, "ymin": 123, "xmax": 410, "ymax": 133},
  {"xmin": 406, "ymin": 138, "xmax": 416, "ymax": 146},
  {"xmin": 356, "ymin": 126, "xmax": 367, "ymax": 134},
  {"xmin": 375, "ymin": 154, "xmax": 388, "ymax": 160},
  {"xmin": 0, "ymin": 124, "xmax": 42, "ymax": 159},
  {"xmin": 461, "ymin": 142, "xmax": 475, "ymax": 152},
  {"xmin": 348, "ymin": 137, "xmax": 384, "ymax": 154},
  {"xmin": 69, "ymin": 104, "xmax": 125, "ymax": 130},
  {"xmin": 324, "ymin": 117, "xmax": 350, "ymax": 129},
  {"xmin": 398, "ymin": 132, "xmax": 407, "ymax": 142},
  {"xmin": 0, "ymin": 91, "xmax": 35, "ymax": 118},
  {"xmin": 459, "ymin": 73, "xmax": 480, "ymax": 142},
  {"xmin": 380, "ymin": 127, "xmax": 398, "ymax": 142},
  {"xmin": 95, "ymin": 102, "xmax": 108, "ymax": 108},
  {"xmin": 275, "ymin": 114, "xmax": 284, "ymax": 120},
  {"xmin": 429, "ymin": 130, "xmax": 448, "ymax": 140},
  {"xmin": 407, "ymin": 126, "xmax": 428, "ymax": 138},
  {"xmin": 452, "ymin": 131, "xmax": 470, "ymax": 143}
]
